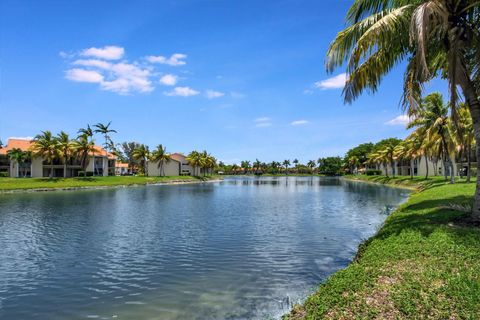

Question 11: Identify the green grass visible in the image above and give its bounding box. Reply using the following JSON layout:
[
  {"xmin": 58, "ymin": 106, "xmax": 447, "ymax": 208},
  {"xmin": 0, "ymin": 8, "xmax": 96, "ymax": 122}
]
[
  {"xmin": 285, "ymin": 176, "xmax": 480, "ymax": 319},
  {"xmin": 344, "ymin": 174, "xmax": 464, "ymax": 190},
  {"xmin": 0, "ymin": 175, "xmax": 219, "ymax": 191}
]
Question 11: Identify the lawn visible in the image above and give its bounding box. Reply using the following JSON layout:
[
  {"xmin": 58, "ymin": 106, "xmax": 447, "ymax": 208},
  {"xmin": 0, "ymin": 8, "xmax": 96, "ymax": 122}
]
[
  {"xmin": 0, "ymin": 175, "xmax": 218, "ymax": 191},
  {"xmin": 285, "ymin": 175, "xmax": 480, "ymax": 319}
]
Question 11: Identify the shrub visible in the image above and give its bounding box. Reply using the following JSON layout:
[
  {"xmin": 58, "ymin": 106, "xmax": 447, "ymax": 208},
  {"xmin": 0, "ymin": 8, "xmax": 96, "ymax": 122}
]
[
  {"xmin": 365, "ymin": 169, "xmax": 382, "ymax": 176},
  {"xmin": 0, "ymin": 171, "xmax": 9, "ymax": 177}
]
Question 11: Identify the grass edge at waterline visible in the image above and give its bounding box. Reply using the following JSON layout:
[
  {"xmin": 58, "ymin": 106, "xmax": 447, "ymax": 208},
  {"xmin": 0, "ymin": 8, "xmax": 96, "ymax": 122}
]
[
  {"xmin": 0, "ymin": 175, "xmax": 221, "ymax": 192},
  {"xmin": 284, "ymin": 175, "xmax": 480, "ymax": 319}
]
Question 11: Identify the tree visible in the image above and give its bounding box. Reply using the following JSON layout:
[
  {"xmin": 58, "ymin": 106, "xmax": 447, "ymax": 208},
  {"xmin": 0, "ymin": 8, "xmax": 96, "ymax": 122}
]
[
  {"xmin": 7, "ymin": 148, "xmax": 31, "ymax": 177},
  {"xmin": 408, "ymin": 93, "xmax": 455, "ymax": 183},
  {"xmin": 132, "ymin": 144, "xmax": 150, "ymax": 175},
  {"xmin": 241, "ymin": 160, "xmax": 251, "ymax": 174},
  {"xmin": 318, "ymin": 157, "xmax": 343, "ymax": 175},
  {"xmin": 94, "ymin": 122, "xmax": 117, "ymax": 152},
  {"xmin": 452, "ymin": 104, "xmax": 475, "ymax": 182},
  {"xmin": 327, "ymin": 0, "xmax": 480, "ymax": 220},
  {"xmin": 345, "ymin": 143, "xmax": 375, "ymax": 171},
  {"xmin": 31, "ymin": 131, "xmax": 59, "ymax": 178},
  {"xmin": 307, "ymin": 160, "xmax": 317, "ymax": 174},
  {"xmin": 186, "ymin": 151, "xmax": 201, "ymax": 176},
  {"xmin": 72, "ymin": 134, "xmax": 95, "ymax": 177},
  {"xmin": 253, "ymin": 159, "xmax": 262, "ymax": 174},
  {"xmin": 57, "ymin": 131, "xmax": 74, "ymax": 178},
  {"xmin": 120, "ymin": 142, "xmax": 142, "ymax": 173},
  {"xmin": 149, "ymin": 144, "xmax": 171, "ymax": 176},
  {"xmin": 282, "ymin": 159, "xmax": 290, "ymax": 174}
]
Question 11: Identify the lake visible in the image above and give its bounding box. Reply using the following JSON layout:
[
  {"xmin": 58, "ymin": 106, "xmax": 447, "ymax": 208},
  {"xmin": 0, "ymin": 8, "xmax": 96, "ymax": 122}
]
[{"xmin": 0, "ymin": 176, "xmax": 409, "ymax": 319}]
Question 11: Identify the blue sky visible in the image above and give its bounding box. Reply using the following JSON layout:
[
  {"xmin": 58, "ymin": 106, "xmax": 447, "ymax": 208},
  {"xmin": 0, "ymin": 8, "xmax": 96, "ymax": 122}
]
[{"xmin": 0, "ymin": 0, "xmax": 447, "ymax": 164}]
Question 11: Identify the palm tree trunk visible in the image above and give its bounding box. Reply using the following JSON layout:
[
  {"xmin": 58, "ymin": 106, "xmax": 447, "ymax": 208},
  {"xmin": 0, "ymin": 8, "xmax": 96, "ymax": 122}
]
[
  {"xmin": 63, "ymin": 156, "xmax": 67, "ymax": 178},
  {"xmin": 410, "ymin": 159, "xmax": 414, "ymax": 179},
  {"xmin": 467, "ymin": 144, "xmax": 471, "ymax": 183},
  {"xmin": 425, "ymin": 155, "xmax": 429, "ymax": 179},
  {"xmin": 458, "ymin": 67, "xmax": 480, "ymax": 221},
  {"xmin": 51, "ymin": 162, "xmax": 54, "ymax": 178}
]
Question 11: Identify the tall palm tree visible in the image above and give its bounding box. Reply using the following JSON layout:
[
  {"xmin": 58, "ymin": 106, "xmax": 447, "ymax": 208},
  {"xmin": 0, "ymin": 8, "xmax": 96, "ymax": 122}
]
[
  {"xmin": 186, "ymin": 151, "xmax": 201, "ymax": 176},
  {"xmin": 283, "ymin": 159, "xmax": 290, "ymax": 175},
  {"xmin": 452, "ymin": 104, "xmax": 475, "ymax": 182},
  {"xmin": 408, "ymin": 93, "xmax": 455, "ymax": 183},
  {"xmin": 307, "ymin": 160, "xmax": 317, "ymax": 174},
  {"xmin": 78, "ymin": 125, "xmax": 94, "ymax": 138},
  {"xmin": 57, "ymin": 131, "xmax": 74, "ymax": 178},
  {"xmin": 149, "ymin": 144, "xmax": 171, "ymax": 176},
  {"xmin": 94, "ymin": 122, "xmax": 117, "ymax": 152},
  {"xmin": 253, "ymin": 159, "xmax": 262, "ymax": 174},
  {"xmin": 241, "ymin": 160, "xmax": 251, "ymax": 174},
  {"xmin": 132, "ymin": 144, "xmax": 150, "ymax": 175},
  {"xmin": 31, "ymin": 131, "xmax": 59, "ymax": 178},
  {"xmin": 7, "ymin": 148, "xmax": 31, "ymax": 177},
  {"xmin": 328, "ymin": 0, "xmax": 480, "ymax": 220},
  {"xmin": 72, "ymin": 134, "xmax": 95, "ymax": 177}
]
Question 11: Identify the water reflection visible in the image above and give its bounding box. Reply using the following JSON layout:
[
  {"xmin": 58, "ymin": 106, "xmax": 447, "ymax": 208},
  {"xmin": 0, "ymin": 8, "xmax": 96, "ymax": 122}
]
[{"xmin": 0, "ymin": 177, "xmax": 408, "ymax": 319}]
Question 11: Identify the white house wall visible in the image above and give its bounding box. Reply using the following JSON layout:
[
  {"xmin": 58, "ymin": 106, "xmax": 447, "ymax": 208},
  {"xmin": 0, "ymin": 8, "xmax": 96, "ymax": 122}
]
[{"xmin": 147, "ymin": 160, "xmax": 181, "ymax": 176}]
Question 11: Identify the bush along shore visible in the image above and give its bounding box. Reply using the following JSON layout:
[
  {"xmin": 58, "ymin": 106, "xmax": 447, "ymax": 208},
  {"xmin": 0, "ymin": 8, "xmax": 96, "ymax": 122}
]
[
  {"xmin": 285, "ymin": 175, "xmax": 480, "ymax": 319},
  {"xmin": 0, "ymin": 175, "xmax": 221, "ymax": 192}
]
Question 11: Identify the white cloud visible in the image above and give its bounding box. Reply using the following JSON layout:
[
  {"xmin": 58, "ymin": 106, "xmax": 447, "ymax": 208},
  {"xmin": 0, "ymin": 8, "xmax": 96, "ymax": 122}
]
[
  {"xmin": 8, "ymin": 136, "xmax": 34, "ymax": 140},
  {"xmin": 159, "ymin": 74, "xmax": 178, "ymax": 86},
  {"xmin": 146, "ymin": 53, "xmax": 187, "ymax": 66},
  {"xmin": 81, "ymin": 46, "xmax": 124, "ymax": 60},
  {"xmin": 314, "ymin": 73, "xmax": 347, "ymax": 90},
  {"xmin": 206, "ymin": 90, "xmax": 225, "ymax": 99},
  {"xmin": 65, "ymin": 68, "xmax": 104, "ymax": 83},
  {"xmin": 164, "ymin": 86, "xmax": 199, "ymax": 97},
  {"xmin": 385, "ymin": 115, "xmax": 410, "ymax": 126},
  {"xmin": 254, "ymin": 117, "xmax": 272, "ymax": 127},
  {"xmin": 291, "ymin": 120, "xmax": 309, "ymax": 126},
  {"xmin": 303, "ymin": 89, "xmax": 314, "ymax": 95},
  {"xmin": 73, "ymin": 59, "xmax": 112, "ymax": 69}
]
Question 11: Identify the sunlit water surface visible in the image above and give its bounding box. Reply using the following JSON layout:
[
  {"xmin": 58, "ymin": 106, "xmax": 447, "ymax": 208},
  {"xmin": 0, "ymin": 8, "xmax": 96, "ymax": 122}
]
[{"xmin": 0, "ymin": 177, "xmax": 409, "ymax": 319}]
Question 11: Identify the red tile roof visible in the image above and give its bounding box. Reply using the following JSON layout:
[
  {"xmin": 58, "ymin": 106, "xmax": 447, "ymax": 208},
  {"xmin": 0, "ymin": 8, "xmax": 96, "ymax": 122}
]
[{"xmin": 0, "ymin": 138, "xmax": 116, "ymax": 159}]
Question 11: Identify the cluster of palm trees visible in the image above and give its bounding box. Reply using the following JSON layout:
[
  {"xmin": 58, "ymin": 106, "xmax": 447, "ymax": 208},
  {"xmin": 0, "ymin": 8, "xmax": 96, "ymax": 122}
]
[
  {"xmin": 185, "ymin": 151, "xmax": 217, "ymax": 176},
  {"xmin": 330, "ymin": 0, "xmax": 480, "ymax": 221},
  {"xmin": 221, "ymin": 158, "xmax": 334, "ymax": 175},
  {"xmin": 348, "ymin": 93, "xmax": 475, "ymax": 184},
  {"xmin": 5, "ymin": 123, "xmax": 116, "ymax": 178}
]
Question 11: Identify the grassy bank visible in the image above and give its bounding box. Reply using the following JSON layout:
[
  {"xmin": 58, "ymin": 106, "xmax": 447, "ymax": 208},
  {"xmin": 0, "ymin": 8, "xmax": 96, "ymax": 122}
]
[
  {"xmin": 286, "ymin": 175, "xmax": 480, "ymax": 319},
  {"xmin": 0, "ymin": 175, "xmax": 220, "ymax": 191}
]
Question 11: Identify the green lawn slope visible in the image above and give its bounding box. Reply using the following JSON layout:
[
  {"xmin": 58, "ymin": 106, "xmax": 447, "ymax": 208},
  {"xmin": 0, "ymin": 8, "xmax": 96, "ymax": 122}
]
[{"xmin": 285, "ymin": 176, "xmax": 480, "ymax": 319}]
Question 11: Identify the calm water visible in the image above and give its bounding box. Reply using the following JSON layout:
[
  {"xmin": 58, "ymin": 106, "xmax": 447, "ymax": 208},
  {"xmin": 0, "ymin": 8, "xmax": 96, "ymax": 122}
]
[{"xmin": 0, "ymin": 177, "xmax": 409, "ymax": 320}]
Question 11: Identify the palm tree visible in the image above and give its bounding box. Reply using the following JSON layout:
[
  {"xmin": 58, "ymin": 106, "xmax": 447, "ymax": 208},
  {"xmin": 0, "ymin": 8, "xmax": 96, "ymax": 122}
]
[
  {"xmin": 253, "ymin": 159, "xmax": 262, "ymax": 174},
  {"xmin": 346, "ymin": 156, "xmax": 360, "ymax": 174},
  {"xmin": 328, "ymin": 0, "xmax": 480, "ymax": 220},
  {"xmin": 7, "ymin": 148, "xmax": 31, "ymax": 177},
  {"xmin": 149, "ymin": 144, "xmax": 171, "ymax": 176},
  {"xmin": 72, "ymin": 134, "xmax": 95, "ymax": 177},
  {"xmin": 241, "ymin": 160, "xmax": 251, "ymax": 174},
  {"xmin": 307, "ymin": 160, "xmax": 316, "ymax": 174},
  {"xmin": 186, "ymin": 151, "xmax": 201, "ymax": 176},
  {"xmin": 56, "ymin": 131, "xmax": 74, "ymax": 178},
  {"xmin": 132, "ymin": 144, "xmax": 150, "ymax": 175},
  {"xmin": 94, "ymin": 122, "xmax": 117, "ymax": 152},
  {"xmin": 282, "ymin": 159, "xmax": 290, "ymax": 175},
  {"xmin": 408, "ymin": 93, "xmax": 455, "ymax": 183},
  {"xmin": 31, "ymin": 131, "xmax": 59, "ymax": 178},
  {"xmin": 78, "ymin": 125, "xmax": 93, "ymax": 138},
  {"xmin": 452, "ymin": 104, "xmax": 475, "ymax": 182}
]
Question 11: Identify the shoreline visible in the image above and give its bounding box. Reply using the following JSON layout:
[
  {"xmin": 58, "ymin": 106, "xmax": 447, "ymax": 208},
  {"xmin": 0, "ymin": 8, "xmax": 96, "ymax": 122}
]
[
  {"xmin": 0, "ymin": 177, "xmax": 223, "ymax": 194},
  {"xmin": 284, "ymin": 175, "xmax": 479, "ymax": 319}
]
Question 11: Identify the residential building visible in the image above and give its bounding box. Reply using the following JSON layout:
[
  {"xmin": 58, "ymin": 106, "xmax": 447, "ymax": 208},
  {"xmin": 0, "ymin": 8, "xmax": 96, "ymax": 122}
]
[
  {"xmin": 146, "ymin": 158, "xmax": 182, "ymax": 176},
  {"xmin": 0, "ymin": 138, "xmax": 116, "ymax": 178}
]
